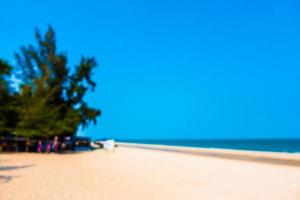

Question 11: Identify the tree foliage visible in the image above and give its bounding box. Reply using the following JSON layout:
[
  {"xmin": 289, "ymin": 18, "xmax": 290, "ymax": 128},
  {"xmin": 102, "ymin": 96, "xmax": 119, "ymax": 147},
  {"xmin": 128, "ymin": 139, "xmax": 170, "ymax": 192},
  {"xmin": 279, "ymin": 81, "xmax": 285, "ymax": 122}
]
[
  {"xmin": 0, "ymin": 26, "xmax": 101, "ymax": 138},
  {"xmin": 0, "ymin": 60, "xmax": 12, "ymax": 133},
  {"xmin": 0, "ymin": 60, "xmax": 20, "ymax": 135}
]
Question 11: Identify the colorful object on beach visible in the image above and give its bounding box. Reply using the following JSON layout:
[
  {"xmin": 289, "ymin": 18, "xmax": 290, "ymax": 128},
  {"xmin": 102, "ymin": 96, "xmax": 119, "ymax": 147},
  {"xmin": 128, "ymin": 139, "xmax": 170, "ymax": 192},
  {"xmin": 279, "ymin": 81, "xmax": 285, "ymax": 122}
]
[{"xmin": 103, "ymin": 140, "xmax": 115, "ymax": 152}]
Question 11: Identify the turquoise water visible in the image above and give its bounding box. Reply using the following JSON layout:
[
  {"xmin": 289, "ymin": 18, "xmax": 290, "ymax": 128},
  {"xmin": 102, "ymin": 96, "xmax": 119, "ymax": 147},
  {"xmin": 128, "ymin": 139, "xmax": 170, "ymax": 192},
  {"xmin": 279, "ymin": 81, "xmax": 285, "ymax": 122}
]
[{"xmin": 119, "ymin": 139, "xmax": 300, "ymax": 153}]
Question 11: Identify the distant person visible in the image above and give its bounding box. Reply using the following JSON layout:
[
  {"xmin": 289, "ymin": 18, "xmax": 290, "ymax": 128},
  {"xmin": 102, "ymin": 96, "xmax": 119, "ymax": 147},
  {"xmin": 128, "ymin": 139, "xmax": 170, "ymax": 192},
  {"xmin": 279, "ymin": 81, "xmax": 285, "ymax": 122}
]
[
  {"xmin": 46, "ymin": 140, "xmax": 52, "ymax": 153},
  {"xmin": 52, "ymin": 136, "xmax": 59, "ymax": 153},
  {"xmin": 61, "ymin": 142, "xmax": 66, "ymax": 152},
  {"xmin": 25, "ymin": 138, "xmax": 30, "ymax": 152},
  {"xmin": 37, "ymin": 140, "xmax": 43, "ymax": 153}
]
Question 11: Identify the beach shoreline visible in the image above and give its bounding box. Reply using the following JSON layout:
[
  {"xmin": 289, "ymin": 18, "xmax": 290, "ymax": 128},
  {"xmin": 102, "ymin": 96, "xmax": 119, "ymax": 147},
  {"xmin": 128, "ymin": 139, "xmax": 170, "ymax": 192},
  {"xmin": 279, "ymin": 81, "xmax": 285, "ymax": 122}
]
[
  {"xmin": 117, "ymin": 141, "xmax": 300, "ymax": 155},
  {"xmin": 117, "ymin": 142, "xmax": 300, "ymax": 167}
]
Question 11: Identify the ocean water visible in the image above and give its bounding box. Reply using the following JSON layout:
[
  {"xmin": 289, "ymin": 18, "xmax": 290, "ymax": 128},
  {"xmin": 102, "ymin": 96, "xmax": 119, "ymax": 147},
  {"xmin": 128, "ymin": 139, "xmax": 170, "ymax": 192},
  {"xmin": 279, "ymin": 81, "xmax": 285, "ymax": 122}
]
[{"xmin": 119, "ymin": 139, "xmax": 300, "ymax": 153}]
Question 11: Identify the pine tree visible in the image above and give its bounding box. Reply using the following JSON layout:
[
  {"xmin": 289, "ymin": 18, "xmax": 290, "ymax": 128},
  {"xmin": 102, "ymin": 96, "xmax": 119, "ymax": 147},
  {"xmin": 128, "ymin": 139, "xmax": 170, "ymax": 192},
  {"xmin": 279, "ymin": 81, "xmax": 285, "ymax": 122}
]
[
  {"xmin": 0, "ymin": 60, "xmax": 18, "ymax": 135},
  {"xmin": 12, "ymin": 26, "xmax": 101, "ymax": 138}
]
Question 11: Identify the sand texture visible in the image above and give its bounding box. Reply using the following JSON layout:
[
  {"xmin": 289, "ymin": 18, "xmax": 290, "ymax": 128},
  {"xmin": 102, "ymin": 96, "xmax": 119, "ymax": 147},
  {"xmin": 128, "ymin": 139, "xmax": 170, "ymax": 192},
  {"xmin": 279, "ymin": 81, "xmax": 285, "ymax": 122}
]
[{"xmin": 1, "ymin": 146, "xmax": 300, "ymax": 200}]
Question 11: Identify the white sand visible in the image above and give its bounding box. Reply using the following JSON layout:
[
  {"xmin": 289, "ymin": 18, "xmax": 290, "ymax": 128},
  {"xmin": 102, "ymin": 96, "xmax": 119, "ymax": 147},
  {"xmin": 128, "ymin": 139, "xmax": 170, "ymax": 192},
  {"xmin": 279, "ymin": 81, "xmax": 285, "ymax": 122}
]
[{"xmin": 1, "ymin": 146, "xmax": 300, "ymax": 200}]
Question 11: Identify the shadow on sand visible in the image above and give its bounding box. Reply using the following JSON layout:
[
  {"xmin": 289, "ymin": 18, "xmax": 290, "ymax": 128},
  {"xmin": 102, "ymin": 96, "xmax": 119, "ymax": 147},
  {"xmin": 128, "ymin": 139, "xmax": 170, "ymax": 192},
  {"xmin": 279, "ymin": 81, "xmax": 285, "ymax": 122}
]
[
  {"xmin": 0, "ymin": 164, "xmax": 34, "ymax": 184},
  {"xmin": 0, "ymin": 164, "xmax": 34, "ymax": 171},
  {"xmin": 0, "ymin": 175, "xmax": 13, "ymax": 183}
]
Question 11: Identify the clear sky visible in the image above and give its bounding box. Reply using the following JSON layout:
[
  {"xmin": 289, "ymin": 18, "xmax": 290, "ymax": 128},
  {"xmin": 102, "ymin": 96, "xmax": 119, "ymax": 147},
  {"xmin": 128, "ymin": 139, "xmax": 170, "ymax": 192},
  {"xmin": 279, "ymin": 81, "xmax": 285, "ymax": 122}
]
[{"xmin": 1, "ymin": 0, "xmax": 300, "ymax": 139}]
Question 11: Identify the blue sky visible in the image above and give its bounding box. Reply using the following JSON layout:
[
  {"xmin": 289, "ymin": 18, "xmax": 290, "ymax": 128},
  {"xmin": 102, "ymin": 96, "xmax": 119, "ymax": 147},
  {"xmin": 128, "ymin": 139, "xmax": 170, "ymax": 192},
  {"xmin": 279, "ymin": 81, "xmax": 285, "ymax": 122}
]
[{"xmin": 1, "ymin": 0, "xmax": 300, "ymax": 139}]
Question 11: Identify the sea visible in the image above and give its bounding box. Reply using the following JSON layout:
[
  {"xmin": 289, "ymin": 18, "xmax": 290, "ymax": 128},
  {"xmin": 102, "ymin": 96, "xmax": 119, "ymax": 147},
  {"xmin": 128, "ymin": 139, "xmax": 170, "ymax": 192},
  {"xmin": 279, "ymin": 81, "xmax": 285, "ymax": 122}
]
[{"xmin": 118, "ymin": 139, "xmax": 300, "ymax": 153}]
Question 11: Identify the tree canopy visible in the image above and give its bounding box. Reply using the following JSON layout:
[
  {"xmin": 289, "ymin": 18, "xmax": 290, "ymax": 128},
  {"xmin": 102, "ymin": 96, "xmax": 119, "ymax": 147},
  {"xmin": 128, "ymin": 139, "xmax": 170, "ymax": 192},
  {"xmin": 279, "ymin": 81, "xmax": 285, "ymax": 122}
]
[
  {"xmin": 0, "ymin": 59, "xmax": 16, "ymax": 134},
  {"xmin": 0, "ymin": 26, "xmax": 101, "ymax": 138}
]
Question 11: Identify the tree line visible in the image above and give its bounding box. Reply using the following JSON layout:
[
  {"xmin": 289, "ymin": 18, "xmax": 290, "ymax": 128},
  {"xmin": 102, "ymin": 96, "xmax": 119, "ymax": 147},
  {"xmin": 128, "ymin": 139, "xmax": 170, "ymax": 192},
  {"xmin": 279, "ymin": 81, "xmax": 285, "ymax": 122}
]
[{"xmin": 0, "ymin": 26, "xmax": 101, "ymax": 138}]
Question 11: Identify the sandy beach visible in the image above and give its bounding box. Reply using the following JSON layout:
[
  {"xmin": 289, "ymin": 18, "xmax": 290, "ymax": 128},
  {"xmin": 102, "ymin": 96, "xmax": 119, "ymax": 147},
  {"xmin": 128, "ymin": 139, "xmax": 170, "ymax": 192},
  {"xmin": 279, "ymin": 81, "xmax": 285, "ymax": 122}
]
[{"xmin": 1, "ymin": 145, "xmax": 300, "ymax": 200}]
